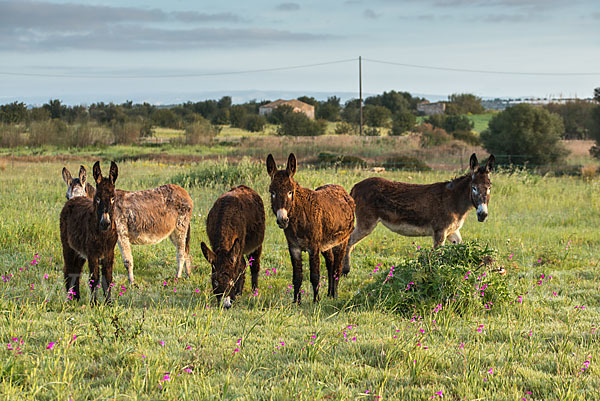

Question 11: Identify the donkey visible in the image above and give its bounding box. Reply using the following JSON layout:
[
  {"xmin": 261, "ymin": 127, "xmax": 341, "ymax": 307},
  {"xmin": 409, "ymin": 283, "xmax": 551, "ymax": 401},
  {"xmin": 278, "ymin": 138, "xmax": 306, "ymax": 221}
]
[
  {"xmin": 62, "ymin": 165, "xmax": 95, "ymax": 200},
  {"xmin": 60, "ymin": 161, "xmax": 119, "ymax": 304},
  {"xmin": 267, "ymin": 153, "xmax": 355, "ymax": 303},
  {"xmin": 343, "ymin": 153, "xmax": 495, "ymax": 274},
  {"xmin": 62, "ymin": 165, "xmax": 193, "ymax": 284},
  {"xmin": 201, "ymin": 185, "xmax": 265, "ymax": 309}
]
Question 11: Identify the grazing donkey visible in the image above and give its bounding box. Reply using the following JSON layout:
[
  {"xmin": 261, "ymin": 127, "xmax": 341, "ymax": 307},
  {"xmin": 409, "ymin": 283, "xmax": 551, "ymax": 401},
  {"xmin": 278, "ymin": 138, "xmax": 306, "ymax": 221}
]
[
  {"xmin": 266, "ymin": 153, "xmax": 355, "ymax": 303},
  {"xmin": 201, "ymin": 185, "xmax": 265, "ymax": 309},
  {"xmin": 60, "ymin": 161, "xmax": 119, "ymax": 303},
  {"xmin": 62, "ymin": 165, "xmax": 95, "ymax": 200},
  {"xmin": 62, "ymin": 165, "xmax": 193, "ymax": 284},
  {"xmin": 343, "ymin": 153, "xmax": 495, "ymax": 274}
]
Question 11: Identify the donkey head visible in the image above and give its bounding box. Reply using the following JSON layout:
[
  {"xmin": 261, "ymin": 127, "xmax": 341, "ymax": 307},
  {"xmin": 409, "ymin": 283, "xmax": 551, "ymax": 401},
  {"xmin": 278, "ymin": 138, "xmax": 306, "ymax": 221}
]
[
  {"xmin": 469, "ymin": 153, "xmax": 495, "ymax": 222},
  {"xmin": 92, "ymin": 161, "xmax": 118, "ymax": 231},
  {"xmin": 201, "ymin": 239, "xmax": 242, "ymax": 309},
  {"xmin": 62, "ymin": 165, "xmax": 89, "ymax": 200},
  {"xmin": 266, "ymin": 153, "xmax": 297, "ymax": 229}
]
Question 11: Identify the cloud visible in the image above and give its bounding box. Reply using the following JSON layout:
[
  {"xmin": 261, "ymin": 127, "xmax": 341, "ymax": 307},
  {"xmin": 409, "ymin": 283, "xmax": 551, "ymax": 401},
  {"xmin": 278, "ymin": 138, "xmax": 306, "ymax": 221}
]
[
  {"xmin": 0, "ymin": 1, "xmax": 333, "ymax": 51},
  {"xmin": 276, "ymin": 2, "xmax": 300, "ymax": 11},
  {"xmin": 363, "ymin": 9, "xmax": 380, "ymax": 19}
]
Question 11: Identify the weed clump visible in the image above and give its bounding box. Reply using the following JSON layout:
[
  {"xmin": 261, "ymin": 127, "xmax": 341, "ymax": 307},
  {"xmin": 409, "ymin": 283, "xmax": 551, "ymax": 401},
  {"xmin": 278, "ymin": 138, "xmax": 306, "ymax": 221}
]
[
  {"xmin": 172, "ymin": 158, "xmax": 263, "ymax": 188},
  {"xmin": 354, "ymin": 241, "xmax": 510, "ymax": 315}
]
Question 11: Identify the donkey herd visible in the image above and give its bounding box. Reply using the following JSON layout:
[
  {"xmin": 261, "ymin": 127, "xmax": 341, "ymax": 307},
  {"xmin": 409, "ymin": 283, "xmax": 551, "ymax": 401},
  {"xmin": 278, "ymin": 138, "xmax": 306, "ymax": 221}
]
[{"xmin": 60, "ymin": 152, "xmax": 495, "ymax": 308}]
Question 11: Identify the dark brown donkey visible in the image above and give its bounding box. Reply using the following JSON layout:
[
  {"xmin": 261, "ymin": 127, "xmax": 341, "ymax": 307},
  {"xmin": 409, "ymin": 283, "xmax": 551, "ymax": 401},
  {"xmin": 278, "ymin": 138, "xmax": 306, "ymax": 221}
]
[
  {"xmin": 62, "ymin": 165, "xmax": 95, "ymax": 200},
  {"xmin": 267, "ymin": 153, "xmax": 355, "ymax": 303},
  {"xmin": 343, "ymin": 153, "xmax": 495, "ymax": 274},
  {"xmin": 60, "ymin": 161, "xmax": 119, "ymax": 303},
  {"xmin": 201, "ymin": 185, "xmax": 265, "ymax": 309},
  {"xmin": 62, "ymin": 166, "xmax": 193, "ymax": 284}
]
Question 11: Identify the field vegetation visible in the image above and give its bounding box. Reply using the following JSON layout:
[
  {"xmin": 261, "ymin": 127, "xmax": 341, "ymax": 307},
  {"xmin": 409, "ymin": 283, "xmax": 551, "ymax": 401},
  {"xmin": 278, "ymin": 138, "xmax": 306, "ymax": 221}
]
[{"xmin": 1, "ymin": 156, "xmax": 599, "ymax": 400}]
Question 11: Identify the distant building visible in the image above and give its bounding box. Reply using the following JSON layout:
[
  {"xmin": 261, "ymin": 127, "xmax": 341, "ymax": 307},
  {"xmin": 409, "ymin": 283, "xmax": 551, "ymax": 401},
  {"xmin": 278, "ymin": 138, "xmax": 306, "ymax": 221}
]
[
  {"xmin": 259, "ymin": 99, "xmax": 315, "ymax": 119},
  {"xmin": 417, "ymin": 101, "xmax": 446, "ymax": 116}
]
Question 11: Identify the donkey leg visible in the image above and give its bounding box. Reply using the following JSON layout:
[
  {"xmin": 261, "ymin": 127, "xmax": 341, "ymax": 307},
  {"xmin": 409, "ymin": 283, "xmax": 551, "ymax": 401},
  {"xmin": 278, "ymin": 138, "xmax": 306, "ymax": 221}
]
[
  {"xmin": 101, "ymin": 251, "xmax": 114, "ymax": 304},
  {"xmin": 322, "ymin": 249, "xmax": 334, "ymax": 297},
  {"xmin": 249, "ymin": 246, "xmax": 262, "ymax": 292},
  {"xmin": 331, "ymin": 241, "xmax": 348, "ymax": 299},
  {"xmin": 289, "ymin": 246, "xmax": 303, "ymax": 304},
  {"xmin": 343, "ymin": 214, "xmax": 378, "ymax": 275},
  {"xmin": 234, "ymin": 256, "xmax": 247, "ymax": 297},
  {"xmin": 63, "ymin": 247, "xmax": 84, "ymax": 301},
  {"xmin": 88, "ymin": 257, "xmax": 101, "ymax": 305},
  {"xmin": 117, "ymin": 236, "xmax": 135, "ymax": 286},
  {"xmin": 170, "ymin": 226, "xmax": 188, "ymax": 279},
  {"xmin": 308, "ymin": 249, "xmax": 321, "ymax": 303}
]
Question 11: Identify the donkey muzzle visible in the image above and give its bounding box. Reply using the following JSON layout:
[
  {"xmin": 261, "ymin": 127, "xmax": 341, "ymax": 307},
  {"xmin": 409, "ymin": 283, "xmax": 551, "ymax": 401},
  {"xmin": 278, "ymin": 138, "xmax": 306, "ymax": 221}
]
[
  {"xmin": 222, "ymin": 296, "xmax": 232, "ymax": 309},
  {"xmin": 276, "ymin": 209, "xmax": 289, "ymax": 229},
  {"xmin": 476, "ymin": 204, "xmax": 488, "ymax": 222},
  {"xmin": 99, "ymin": 213, "xmax": 111, "ymax": 231}
]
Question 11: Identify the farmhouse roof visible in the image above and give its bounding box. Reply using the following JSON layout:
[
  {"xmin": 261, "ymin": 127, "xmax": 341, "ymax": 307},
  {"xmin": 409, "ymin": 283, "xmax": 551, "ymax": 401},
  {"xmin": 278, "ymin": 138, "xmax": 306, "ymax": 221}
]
[{"xmin": 260, "ymin": 99, "xmax": 314, "ymax": 111}]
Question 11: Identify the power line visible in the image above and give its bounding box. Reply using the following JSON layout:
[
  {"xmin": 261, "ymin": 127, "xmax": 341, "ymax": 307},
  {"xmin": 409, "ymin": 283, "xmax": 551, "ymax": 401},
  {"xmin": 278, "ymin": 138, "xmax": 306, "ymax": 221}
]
[
  {"xmin": 0, "ymin": 58, "xmax": 357, "ymax": 79},
  {"xmin": 363, "ymin": 58, "xmax": 600, "ymax": 76}
]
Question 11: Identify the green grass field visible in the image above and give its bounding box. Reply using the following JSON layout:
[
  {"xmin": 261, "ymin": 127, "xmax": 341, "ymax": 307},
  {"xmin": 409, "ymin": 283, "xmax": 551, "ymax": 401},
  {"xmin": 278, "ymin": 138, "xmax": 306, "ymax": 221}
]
[{"xmin": 1, "ymin": 156, "xmax": 599, "ymax": 400}]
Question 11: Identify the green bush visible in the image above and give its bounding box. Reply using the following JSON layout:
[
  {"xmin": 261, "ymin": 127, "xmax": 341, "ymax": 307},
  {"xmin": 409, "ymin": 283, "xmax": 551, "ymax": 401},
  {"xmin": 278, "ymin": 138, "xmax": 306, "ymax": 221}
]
[
  {"xmin": 243, "ymin": 114, "xmax": 266, "ymax": 132},
  {"xmin": 317, "ymin": 152, "xmax": 367, "ymax": 168},
  {"xmin": 184, "ymin": 118, "xmax": 220, "ymax": 145},
  {"xmin": 277, "ymin": 113, "xmax": 326, "ymax": 136},
  {"xmin": 417, "ymin": 123, "xmax": 451, "ymax": 147},
  {"xmin": 382, "ymin": 155, "xmax": 431, "ymax": 171},
  {"xmin": 334, "ymin": 121, "xmax": 358, "ymax": 135},
  {"xmin": 353, "ymin": 242, "xmax": 510, "ymax": 315},
  {"xmin": 390, "ymin": 110, "xmax": 416, "ymax": 136},
  {"xmin": 480, "ymin": 104, "xmax": 569, "ymax": 166},
  {"xmin": 452, "ymin": 129, "xmax": 481, "ymax": 146}
]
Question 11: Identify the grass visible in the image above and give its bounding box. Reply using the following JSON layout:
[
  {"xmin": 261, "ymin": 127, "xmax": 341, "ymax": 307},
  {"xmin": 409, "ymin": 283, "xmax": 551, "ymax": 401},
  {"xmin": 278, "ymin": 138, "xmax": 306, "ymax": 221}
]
[{"xmin": 0, "ymin": 157, "xmax": 599, "ymax": 400}]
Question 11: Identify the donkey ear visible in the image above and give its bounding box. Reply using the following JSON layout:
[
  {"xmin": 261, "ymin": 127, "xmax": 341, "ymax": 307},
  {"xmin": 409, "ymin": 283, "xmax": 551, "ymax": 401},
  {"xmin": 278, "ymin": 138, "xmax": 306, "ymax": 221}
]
[
  {"xmin": 109, "ymin": 161, "xmax": 118, "ymax": 184},
  {"xmin": 485, "ymin": 155, "xmax": 495, "ymax": 172},
  {"xmin": 92, "ymin": 161, "xmax": 102, "ymax": 184},
  {"xmin": 469, "ymin": 153, "xmax": 479, "ymax": 171},
  {"xmin": 286, "ymin": 153, "xmax": 297, "ymax": 178},
  {"xmin": 62, "ymin": 167, "xmax": 72, "ymax": 186},
  {"xmin": 201, "ymin": 242, "xmax": 215, "ymax": 265},
  {"xmin": 78, "ymin": 165, "xmax": 87, "ymax": 186},
  {"xmin": 266, "ymin": 154, "xmax": 277, "ymax": 178}
]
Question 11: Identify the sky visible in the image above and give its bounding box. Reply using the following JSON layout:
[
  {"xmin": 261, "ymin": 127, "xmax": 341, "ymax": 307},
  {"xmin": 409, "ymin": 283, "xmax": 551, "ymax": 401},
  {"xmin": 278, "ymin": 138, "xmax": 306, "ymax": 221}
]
[{"xmin": 0, "ymin": 0, "xmax": 599, "ymax": 105}]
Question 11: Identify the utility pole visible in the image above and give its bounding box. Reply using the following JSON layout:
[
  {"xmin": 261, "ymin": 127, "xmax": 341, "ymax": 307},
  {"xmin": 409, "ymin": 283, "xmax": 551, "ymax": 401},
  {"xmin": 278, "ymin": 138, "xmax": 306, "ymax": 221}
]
[{"xmin": 359, "ymin": 56, "xmax": 363, "ymax": 136}]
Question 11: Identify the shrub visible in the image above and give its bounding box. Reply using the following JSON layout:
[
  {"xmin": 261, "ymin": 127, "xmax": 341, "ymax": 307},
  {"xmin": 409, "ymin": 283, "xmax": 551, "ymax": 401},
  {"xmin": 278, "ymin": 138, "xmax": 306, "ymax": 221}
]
[
  {"xmin": 334, "ymin": 121, "xmax": 359, "ymax": 135},
  {"xmin": 480, "ymin": 103, "xmax": 569, "ymax": 166},
  {"xmin": 353, "ymin": 242, "xmax": 510, "ymax": 315},
  {"xmin": 363, "ymin": 126, "xmax": 382, "ymax": 136},
  {"xmin": 416, "ymin": 123, "xmax": 451, "ymax": 147},
  {"xmin": 229, "ymin": 106, "xmax": 248, "ymax": 129},
  {"xmin": 28, "ymin": 120, "xmax": 68, "ymax": 146},
  {"xmin": 364, "ymin": 105, "xmax": 392, "ymax": 128},
  {"xmin": 113, "ymin": 122, "xmax": 142, "ymax": 145},
  {"xmin": 0, "ymin": 124, "xmax": 25, "ymax": 147},
  {"xmin": 317, "ymin": 152, "xmax": 367, "ymax": 168},
  {"xmin": 65, "ymin": 123, "xmax": 112, "ymax": 147},
  {"xmin": 243, "ymin": 114, "xmax": 266, "ymax": 132},
  {"xmin": 277, "ymin": 113, "xmax": 326, "ymax": 136},
  {"xmin": 151, "ymin": 109, "xmax": 180, "ymax": 129},
  {"xmin": 382, "ymin": 155, "xmax": 431, "ymax": 171},
  {"xmin": 184, "ymin": 118, "xmax": 220, "ymax": 145},
  {"xmin": 452, "ymin": 129, "xmax": 481, "ymax": 146},
  {"xmin": 390, "ymin": 111, "xmax": 416, "ymax": 136}
]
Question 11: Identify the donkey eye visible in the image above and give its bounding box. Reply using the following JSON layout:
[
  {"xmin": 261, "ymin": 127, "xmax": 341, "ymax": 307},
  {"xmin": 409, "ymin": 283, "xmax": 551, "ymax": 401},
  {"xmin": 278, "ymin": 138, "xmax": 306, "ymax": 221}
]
[
  {"xmin": 96, "ymin": 198, "xmax": 100, "ymax": 204},
  {"xmin": 288, "ymin": 191, "xmax": 293, "ymax": 198},
  {"xmin": 270, "ymin": 192, "xmax": 275, "ymax": 199},
  {"xmin": 472, "ymin": 186, "xmax": 478, "ymax": 193},
  {"xmin": 110, "ymin": 198, "xmax": 115, "ymax": 204}
]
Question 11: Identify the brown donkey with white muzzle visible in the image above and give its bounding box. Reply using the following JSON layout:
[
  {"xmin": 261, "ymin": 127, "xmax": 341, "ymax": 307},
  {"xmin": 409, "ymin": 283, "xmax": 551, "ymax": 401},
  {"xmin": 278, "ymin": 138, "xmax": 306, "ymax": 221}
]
[
  {"xmin": 343, "ymin": 153, "xmax": 495, "ymax": 274},
  {"xmin": 267, "ymin": 153, "xmax": 355, "ymax": 303},
  {"xmin": 60, "ymin": 161, "xmax": 119, "ymax": 304}
]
